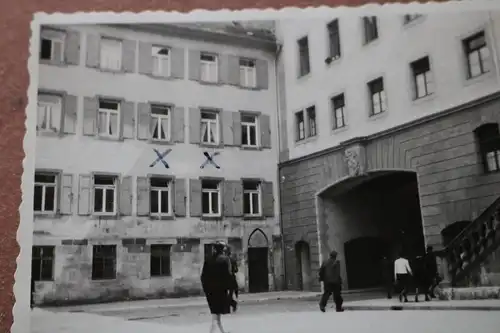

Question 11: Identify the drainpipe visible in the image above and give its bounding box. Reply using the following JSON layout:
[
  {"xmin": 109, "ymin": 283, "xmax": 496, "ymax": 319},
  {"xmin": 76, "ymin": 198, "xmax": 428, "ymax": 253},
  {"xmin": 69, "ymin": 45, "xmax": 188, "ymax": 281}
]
[
  {"xmin": 274, "ymin": 42, "xmax": 288, "ymax": 290},
  {"xmin": 488, "ymin": 12, "xmax": 500, "ymax": 85}
]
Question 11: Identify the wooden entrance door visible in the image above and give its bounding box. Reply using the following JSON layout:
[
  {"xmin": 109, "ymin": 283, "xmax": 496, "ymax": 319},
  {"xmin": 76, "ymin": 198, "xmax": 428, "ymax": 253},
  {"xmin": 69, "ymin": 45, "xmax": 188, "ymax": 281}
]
[{"xmin": 248, "ymin": 247, "xmax": 269, "ymax": 293}]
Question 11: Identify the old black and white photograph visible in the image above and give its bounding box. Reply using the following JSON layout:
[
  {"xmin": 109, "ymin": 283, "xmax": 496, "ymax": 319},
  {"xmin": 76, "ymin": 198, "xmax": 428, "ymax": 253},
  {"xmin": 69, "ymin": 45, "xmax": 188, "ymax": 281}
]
[{"xmin": 24, "ymin": 2, "xmax": 500, "ymax": 332}]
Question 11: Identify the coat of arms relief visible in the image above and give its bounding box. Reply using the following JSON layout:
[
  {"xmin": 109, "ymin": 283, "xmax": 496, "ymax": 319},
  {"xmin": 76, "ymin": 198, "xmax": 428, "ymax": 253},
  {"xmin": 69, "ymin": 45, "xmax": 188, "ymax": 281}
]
[{"xmin": 343, "ymin": 145, "xmax": 366, "ymax": 177}]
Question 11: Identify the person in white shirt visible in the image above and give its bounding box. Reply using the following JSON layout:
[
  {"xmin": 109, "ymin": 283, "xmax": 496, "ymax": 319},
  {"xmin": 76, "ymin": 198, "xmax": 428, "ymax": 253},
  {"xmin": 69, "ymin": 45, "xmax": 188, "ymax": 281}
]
[{"xmin": 394, "ymin": 254, "xmax": 413, "ymax": 303}]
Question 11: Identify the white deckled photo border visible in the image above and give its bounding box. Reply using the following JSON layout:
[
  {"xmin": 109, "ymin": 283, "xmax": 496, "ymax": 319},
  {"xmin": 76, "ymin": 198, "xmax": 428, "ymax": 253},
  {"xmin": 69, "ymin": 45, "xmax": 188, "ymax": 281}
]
[{"xmin": 17, "ymin": 1, "xmax": 500, "ymax": 332}]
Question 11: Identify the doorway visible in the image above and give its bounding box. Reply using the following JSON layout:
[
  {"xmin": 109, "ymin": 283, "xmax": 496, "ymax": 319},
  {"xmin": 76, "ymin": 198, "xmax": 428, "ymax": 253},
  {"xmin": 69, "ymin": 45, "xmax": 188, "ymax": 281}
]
[
  {"xmin": 295, "ymin": 241, "xmax": 312, "ymax": 290},
  {"xmin": 248, "ymin": 247, "xmax": 269, "ymax": 292},
  {"xmin": 247, "ymin": 229, "xmax": 270, "ymax": 293}
]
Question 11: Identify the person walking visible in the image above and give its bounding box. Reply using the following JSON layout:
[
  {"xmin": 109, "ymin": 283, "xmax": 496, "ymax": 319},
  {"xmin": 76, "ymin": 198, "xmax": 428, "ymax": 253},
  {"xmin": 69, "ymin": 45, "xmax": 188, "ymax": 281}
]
[
  {"xmin": 394, "ymin": 252, "xmax": 413, "ymax": 303},
  {"xmin": 424, "ymin": 246, "xmax": 439, "ymax": 298},
  {"xmin": 318, "ymin": 250, "xmax": 344, "ymax": 313},
  {"xmin": 225, "ymin": 246, "xmax": 239, "ymax": 312},
  {"xmin": 201, "ymin": 241, "xmax": 232, "ymax": 333}
]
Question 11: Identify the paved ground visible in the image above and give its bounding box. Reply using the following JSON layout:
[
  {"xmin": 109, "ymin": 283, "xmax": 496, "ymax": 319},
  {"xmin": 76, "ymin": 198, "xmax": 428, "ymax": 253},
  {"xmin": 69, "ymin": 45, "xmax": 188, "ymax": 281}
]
[{"xmin": 31, "ymin": 307, "xmax": 500, "ymax": 333}]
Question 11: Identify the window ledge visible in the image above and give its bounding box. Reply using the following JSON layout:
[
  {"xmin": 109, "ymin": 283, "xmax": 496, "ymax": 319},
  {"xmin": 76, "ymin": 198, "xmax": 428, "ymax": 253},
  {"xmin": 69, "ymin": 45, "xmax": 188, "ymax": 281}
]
[
  {"xmin": 402, "ymin": 15, "xmax": 426, "ymax": 29},
  {"xmin": 37, "ymin": 130, "xmax": 61, "ymax": 138},
  {"xmin": 240, "ymin": 145, "xmax": 261, "ymax": 151},
  {"xmin": 412, "ymin": 93, "xmax": 436, "ymax": 106},
  {"xmin": 297, "ymin": 72, "xmax": 312, "ymax": 82},
  {"xmin": 295, "ymin": 135, "xmax": 318, "ymax": 147},
  {"xmin": 243, "ymin": 215, "xmax": 265, "ymax": 221},
  {"xmin": 198, "ymin": 80, "xmax": 222, "ymax": 87},
  {"xmin": 325, "ymin": 55, "xmax": 342, "ymax": 67},
  {"xmin": 91, "ymin": 213, "xmax": 118, "ymax": 220},
  {"xmin": 368, "ymin": 110, "xmax": 388, "ymax": 122},
  {"xmin": 149, "ymin": 215, "xmax": 175, "ymax": 221},
  {"xmin": 34, "ymin": 212, "xmax": 61, "ymax": 219},
  {"xmin": 97, "ymin": 135, "xmax": 122, "ymax": 142},
  {"xmin": 39, "ymin": 59, "xmax": 68, "ymax": 67},
  {"xmin": 98, "ymin": 68, "xmax": 126, "ymax": 75},
  {"xmin": 150, "ymin": 275, "xmax": 173, "ymax": 279},
  {"xmin": 363, "ymin": 38, "xmax": 380, "ymax": 48},
  {"xmin": 199, "ymin": 143, "xmax": 223, "ymax": 149},
  {"xmin": 464, "ymin": 70, "xmax": 495, "ymax": 87},
  {"xmin": 150, "ymin": 139, "xmax": 174, "ymax": 146},
  {"xmin": 146, "ymin": 73, "xmax": 179, "ymax": 81},
  {"xmin": 91, "ymin": 278, "xmax": 117, "ymax": 283},
  {"xmin": 201, "ymin": 215, "xmax": 223, "ymax": 221},
  {"xmin": 332, "ymin": 125, "xmax": 349, "ymax": 135}
]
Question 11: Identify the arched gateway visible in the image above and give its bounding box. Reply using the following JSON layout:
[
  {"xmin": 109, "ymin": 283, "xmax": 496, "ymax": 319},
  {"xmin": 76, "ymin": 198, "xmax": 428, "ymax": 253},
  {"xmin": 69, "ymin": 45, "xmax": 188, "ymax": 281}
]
[{"xmin": 315, "ymin": 169, "xmax": 426, "ymax": 290}]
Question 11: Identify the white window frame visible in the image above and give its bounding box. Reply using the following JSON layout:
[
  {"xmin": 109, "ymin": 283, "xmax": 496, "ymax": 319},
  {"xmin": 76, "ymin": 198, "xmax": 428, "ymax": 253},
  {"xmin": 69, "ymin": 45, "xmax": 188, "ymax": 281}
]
[
  {"xmin": 149, "ymin": 178, "xmax": 172, "ymax": 217},
  {"xmin": 34, "ymin": 172, "xmax": 58, "ymax": 214},
  {"xmin": 200, "ymin": 53, "xmax": 218, "ymax": 83},
  {"xmin": 368, "ymin": 78, "xmax": 387, "ymax": 116},
  {"xmin": 152, "ymin": 46, "xmax": 171, "ymax": 77},
  {"xmin": 37, "ymin": 95, "xmax": 62, "ymax": 133},
  {"xmin": 296, "ymin": 111, "xmax": 305, "ymax": 141},
  {"xmin": 201, "ymin": 110, "xmax": 220, "ymax": 145},
  {"xmin": 464, "ymin": 32, "xmax": 490, "ymax": 79},
  {"xmin": 92, "ymin": 175, "xmax": 117, "ymax": 216},
  {"xmin": 332, "ymin": 94, "xmax": 346, "ymax": 129},
  {"xmin": 306, "ymin": 107, "xmax": 317, "ymax": 137},
  {"xmin": 150, "ymin": 105, "xmax": 171, "ymax": 142},
  {"xmin": 201, "ymin": 181, "xmax": 221, "ymax": 217},
  {"xmin": 411, "ymin": 57, "xmax": 433, "ymax": 100},
  {"xmin": 243, "ymin": 182, "xmax": 262, "ymax": 216},
  {"xmin": 486, "ymin": 150, "xmax": 500, "ymax": 172},
  {"xmin": 239, "ymin": 58, "xmax": 257, "ymax": 88},
  {"xmin": 100, "ymin": 38, "xmax": 123, "ymax": 71},
  {"xmin": 241, "ymin": 114, "xmax": 258, "ymax": 147},
  {"xmin": 98, "ymin": 100, "xmax": 121, "ymax": 139},
  {"xmin": 40, "ymin": 30, "xmax": 65, "ymax": 62}
]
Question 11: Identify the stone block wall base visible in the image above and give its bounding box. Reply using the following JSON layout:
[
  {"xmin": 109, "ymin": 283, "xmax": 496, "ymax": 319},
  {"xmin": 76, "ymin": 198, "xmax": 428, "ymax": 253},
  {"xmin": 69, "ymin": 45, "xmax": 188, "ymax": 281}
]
[{"xmin": 437, "ymin": 287, "xmax": 500, "ymax": 300}]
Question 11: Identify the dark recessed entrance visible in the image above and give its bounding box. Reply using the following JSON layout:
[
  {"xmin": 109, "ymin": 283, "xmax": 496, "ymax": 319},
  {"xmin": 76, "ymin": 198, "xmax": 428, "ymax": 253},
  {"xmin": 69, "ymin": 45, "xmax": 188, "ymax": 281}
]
[
  {"xmin": 248, "ymin": 229, "xmax": 269, "ymax": 293},
  {"xmin": 321, "ymin": 171, "xmax": 426, "ymax": 290}
]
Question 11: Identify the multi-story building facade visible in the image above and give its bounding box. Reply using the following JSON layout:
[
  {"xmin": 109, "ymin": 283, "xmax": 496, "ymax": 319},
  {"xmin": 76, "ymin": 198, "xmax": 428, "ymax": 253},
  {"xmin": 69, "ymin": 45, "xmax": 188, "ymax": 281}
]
[
  {"xmin": 32, "ymin": 23, "xmax": 283, "ymax": 305},
  {"xmin": 275, "ymin": 10, "xmax": 500, "ymax": 291}
]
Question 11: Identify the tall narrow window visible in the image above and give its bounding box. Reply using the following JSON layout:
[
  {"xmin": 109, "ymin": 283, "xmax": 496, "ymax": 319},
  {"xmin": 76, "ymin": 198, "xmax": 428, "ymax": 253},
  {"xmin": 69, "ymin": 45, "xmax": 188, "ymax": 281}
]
[
  {"xmin": 411, "ymin": 56, "xmax": 434, "ymax": 99},
  {"xmin": 327, "ymin": 19, "xmax": 341, "ymax": 60},
  {"xmin": 201, "ymin": 180, "xmax": 221, "ymax": 216},
  {"xmin": 32, "ymin": 246, "xmax": 55, "ymax": 281},
  {"xmin": 100, "ymin": 38, "xmax": 122, "ymax": 71},
  {"xmin": 243, "ymin": 181, "xmax": 261, "ymax": 216},
  {"xmin": 201, "ymin": 110, "xmax": 219, "ymax": 145},
  {"xmin": 200, "ymin": 53, "xmax": 218, "ymax": 82},
  {"xmin": 150, "ymin": 105, "xmax": 170, "ymax": 141},
  {"xmin": 306, "ymin": 106, "xmax": 317, "ymax": 137},
  {"xmin": 241, "ymin": 114, "xmax": 258, "ymax": 147},
  {"xmin": 363, "ymin": 16, "xmax": 378, "ymax": 44},
  {"xmin": 368, "ymin": 77, "xmax": 387, "ymax": 116},
  {"xmin": 37, "ymin": 94, "xmax": 62, "ymax": 133},
  {"xmin": 296, "ymin": 111, "xmax": 305, "ymax": 141},
  {"xmin": 93, "ymin": 175, "xmax": 117, "ymax": 215},
  {"xmin": 92, "ymin": 245, "xmax": 116, "ymax": 280},
  {"xmin": 98, "ymin": 100, "xmax": 120, "ymax": 138},
  {"xmin": 463, "ymin": 31, "xmax": 490, "ymax": 79},
  {"xmin": 152, "ymin": 46, "xmax": 170, "ymax": 77},
  {"xmin": 150, "ymin": 244, "xmax": 172, "ymax": 277},
  {"xmin": 149, "ymin": 177, "xmax": 171, "ymax": 216},
  {"xmin": 33, "ymin": 173, "xmax": 57, "ymax": 213},
  {"xmin": 475, "ymin": 123, "xmax": 500, "ymax": 173},
  {"xmin": 239, "ymin": 58, "xmax": 257, "ymax": 88},
  {"xmin": 332, "ymin": 94, "xmax": 346, "ymax": 129},
  {"xmin": 298, "ymin": 37, "xmax": 310, "ymax": 77}
]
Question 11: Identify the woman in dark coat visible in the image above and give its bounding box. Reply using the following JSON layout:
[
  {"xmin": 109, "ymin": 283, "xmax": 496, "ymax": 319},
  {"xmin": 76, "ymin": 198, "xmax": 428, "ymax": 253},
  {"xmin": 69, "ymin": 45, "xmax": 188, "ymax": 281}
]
[{"xmin": 201, "ymin": 241, "xmax": 232, "ymax": 333}]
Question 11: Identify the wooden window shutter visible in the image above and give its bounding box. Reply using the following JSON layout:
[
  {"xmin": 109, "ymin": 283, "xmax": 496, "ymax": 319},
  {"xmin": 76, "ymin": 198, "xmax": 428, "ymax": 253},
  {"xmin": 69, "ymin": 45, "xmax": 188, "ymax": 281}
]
[
  {"xmin": 260, "ymin": 114, "xmax": 271, "ymax": 149},
  {"xmin": 222, "ymin": 111, "xmax": 235, "ymax": 146},
  {"xmin": 174, "ymin": 178, "xmax": 187, "ymax": 217},
  {"xmin": 59, "ymin": 174, "xmax": 74, "ymax": 215},
  {"xmin": 64, "ymin": 30, "xmax": 81, "ymax": 65},
  {"xmin": 256, "ymin": 59, "xmax": 269, "ymax": 90},
  {"xmin": 189, "ymin": 179, "xmax": 202, "ymax": 217},
  {"xmin": 136, "ymin": 176, "xmax": 149, "ymax": 216},
  {"xmin": 82, "ymin": 97, "xmax": 97, "ymax": 136},
  {"xmin": 62, "ymin": 94, "xmax": 78, "ymax": 134},
  {"xmin": 172, "ymin": 106, "xmax": 185, "ymax": 143},
  {"xmin": 138, "ymin": 41, "xmax": 153, "ymax": 75},
  {"xmin": 261, "ymin": 181, "xmax": 275, "ymax": 217},
  {"xmin": 85, "ymin": 34, "xmax": 100, "ymax": 68},
  {"xmin": 121, "ymin": 101, "xmax": 135, "ymax": 139},
  {"xmin": 170, "ymin": 47, "xmax": 185, "ymax": 79},
  {"xmin": 137, "ymin": 102, "xmax": 150, "ymax": 140},
  {"xmin": 188, "ymin": 50, "xmax": 201, "ymax": 81},
  {"xmin": 122, "ymin": 39, "xmax": 137, "ymax": 73},
  {"xmin": 189, "ymin": 108, "xmax": 201, "ymax": 144},
  {"xmin": 77, "ymin": 174, "xmax": 92, "ymax": 215},
  {"xmin": 119, "ymin": 176, "xmax": 133, "ymax": 216}
]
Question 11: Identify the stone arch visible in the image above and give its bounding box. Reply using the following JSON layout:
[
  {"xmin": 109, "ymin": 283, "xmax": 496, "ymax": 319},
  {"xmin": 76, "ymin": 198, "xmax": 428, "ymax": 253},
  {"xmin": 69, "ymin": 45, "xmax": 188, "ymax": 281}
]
[{"xmin": 248, "ymin": 228, "xmax": 269, "ymax": 248}]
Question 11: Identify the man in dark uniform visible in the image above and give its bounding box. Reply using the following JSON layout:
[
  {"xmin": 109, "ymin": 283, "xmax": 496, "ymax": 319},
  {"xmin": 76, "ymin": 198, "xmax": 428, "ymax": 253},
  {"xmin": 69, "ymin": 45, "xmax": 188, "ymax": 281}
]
[
  {"xmin": 318, "ymin": 250, "xmax": 344, "ymax": 312},
  {"xmin": 424, "ymin": 246, "xmax": 439, "ymax": 298}
]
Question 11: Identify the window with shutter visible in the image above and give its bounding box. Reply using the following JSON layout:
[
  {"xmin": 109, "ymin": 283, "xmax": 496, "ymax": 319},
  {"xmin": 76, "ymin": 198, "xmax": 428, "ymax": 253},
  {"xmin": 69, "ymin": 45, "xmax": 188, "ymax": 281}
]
[
  {"xmin": 243, "ymin": 181, "xmax": 261, "ymax": 216},
  {"xmin": 34, "ymin": 172, "xmax": 58, "ymax": 214},
  {"xmin": 241, "ymin": 114, "xmax": 258, "ymax": 147},
  {"xmin": 149, "ymin": 177, "xmax": 172, "ymax": 217},
  {"xmin": 201, "ymin": 179, "xmax": 221, "ymax": 217},
  {"xmin": 200, "ymin": 53, "xmax": 218, "ymax": 82},
  {"xmin": 37, "ymin": 94, "xmax": 62, "ymax": 133},
  {"xmin": 152, "ymin": 46, "xmax": 171, "ymax": 77},
  {"xmin": 150, "ymin": 105, "xmax": 171, "ymax": 141},
  {"xmin": 100, "ymin": 38, "xmax": 122, "ymax": 71},
  {"xmin": 92, "ymin": 174, "xmax": 118, "ymax": 215},
  {"xmin": 98, "ymin": 99, "xmax": 120, "ymax": 138},
  {"xmin": 40, "ymin": 29, "xmax": 65, "ymax": 63},
  {"xmin": 239, "ymin": 58, "xmax": 257, "ymax": 88},
  {"xmin": 201, "ymin": 110, "xmax": 220, "ymax": 145}
]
